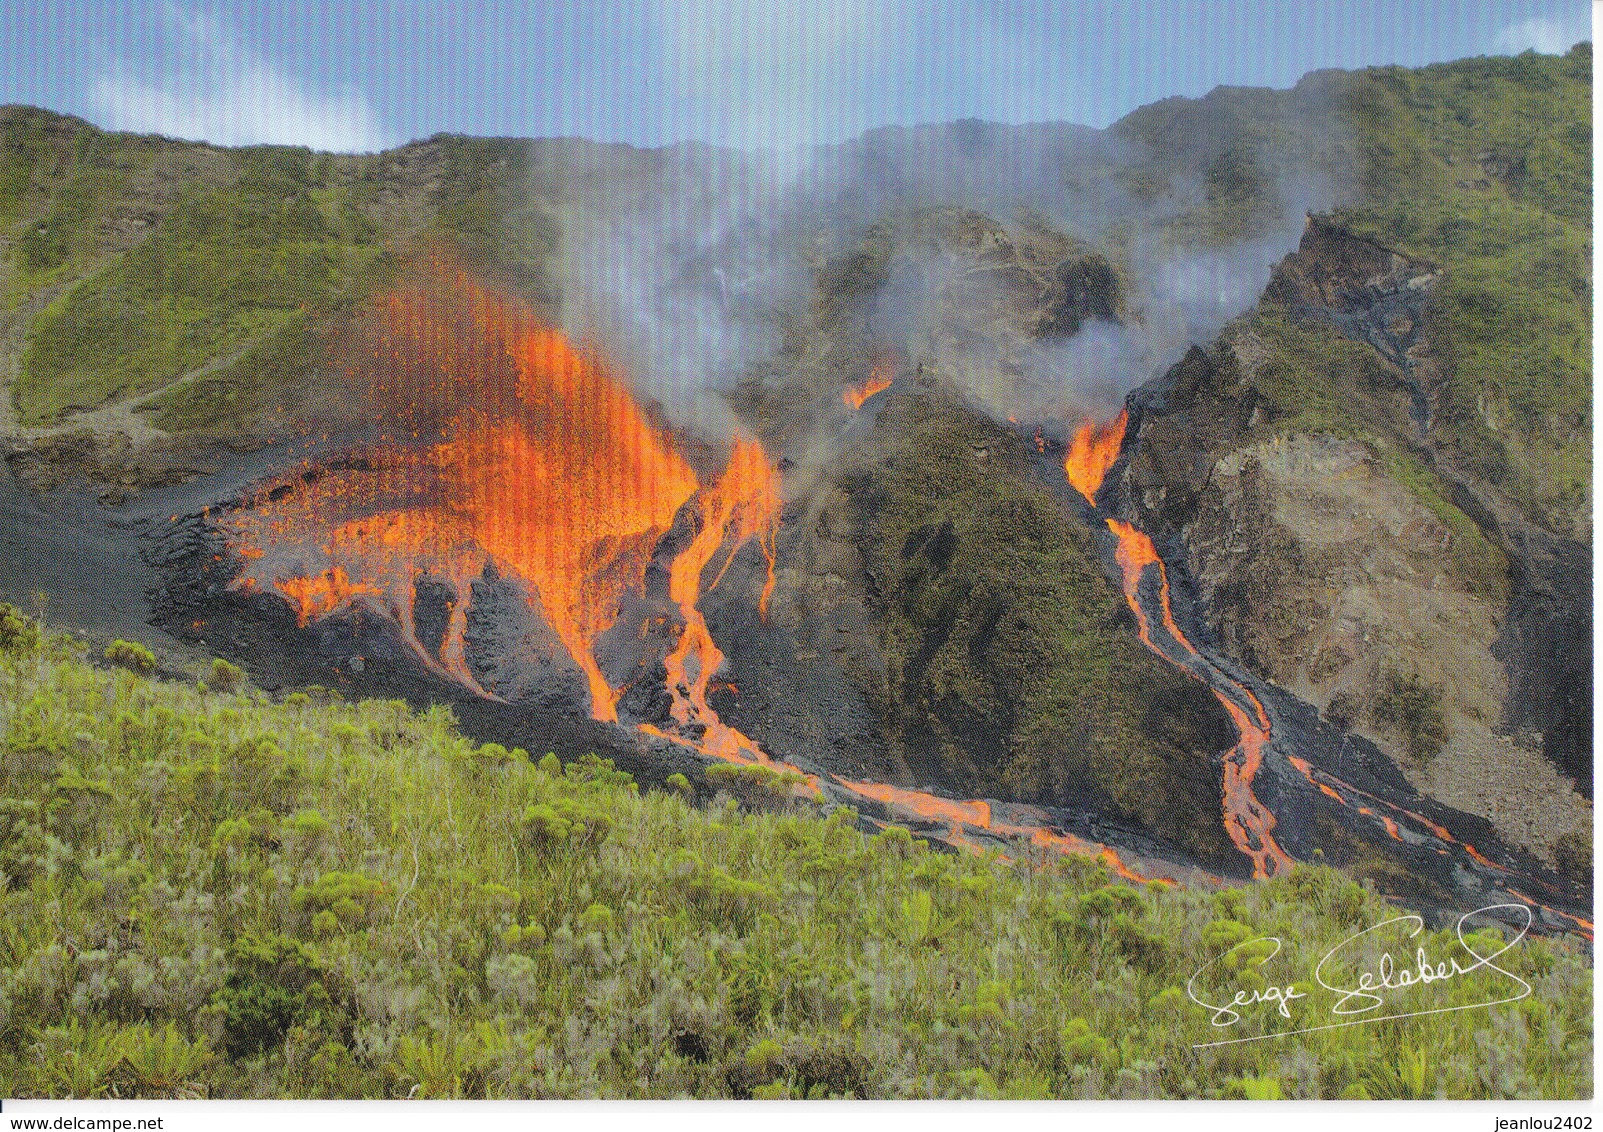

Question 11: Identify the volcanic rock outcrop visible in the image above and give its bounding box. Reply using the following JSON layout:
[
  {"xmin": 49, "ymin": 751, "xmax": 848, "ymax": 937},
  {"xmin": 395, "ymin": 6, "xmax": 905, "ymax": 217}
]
[{"xmin": 1115, "ymin": 216, "xmax": 1592, "ymax": 866}]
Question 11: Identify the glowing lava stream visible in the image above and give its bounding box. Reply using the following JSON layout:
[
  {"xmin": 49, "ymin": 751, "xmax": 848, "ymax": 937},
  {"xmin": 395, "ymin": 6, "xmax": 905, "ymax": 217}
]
[
  {"xmin": 655, "ymin": 436, "xmax": 781, "ymax": 765},
  {"xmin": 224, "ymin": 270, "xmax": 1178, "ymax": 880},
  {"xmin": 1064, "ymin": 406, "xmax": 1290, "ymax": 877},
  {"xmin": 843, "ymin": 358, "xmax": 895, "ymax": 410},
  {"xmin": 837, "ymin": 780, "xmax": 1156, "ymax": 883},
  {"xmin": 1069, "ymin": 412, "xmax": 1589, "ymax": 931},
  {"xmin": 1104, "ymin": 517, "xmax": 1292, "ymax": 880},
  {"xmin": 1283, "ymin": 751, "xmax": 1589, "ymax": 935}
]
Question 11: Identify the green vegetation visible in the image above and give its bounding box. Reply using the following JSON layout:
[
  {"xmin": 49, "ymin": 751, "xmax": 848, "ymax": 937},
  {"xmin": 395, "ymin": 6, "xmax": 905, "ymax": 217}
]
[
  {"xmin": 0, "ymin": 613, "xmax": 1587, "ymax": 1098},
  {"xmin": 840, "ymin": 392, "xmax": 1238, "ymax": 866},
  {"xmin": 1240, "ymin": 305, "xmax": 1510, "ymax": 598},
  {"xmin": 2, "ymin": 118, "xmax": 563, "ymax": 434},
  {"xmin": 206, "ymin": 658, "xmax": 245, "ymax": 695},
  {"xmin": 1110, "ymin": 47, "xmax": 1590, "ymax": 535},
  {"xmin": 103, "ymin": 639, "xmax": 156, "ymax": 674},
  {"xmin": 427, "ymin": 136, "xmax": 559, "ymax": 297},
  {"xmin": 1371, "ymin": 670, "xmax": 1451, "ymax": 763},
  {"xmin": 1333, "ymin": 191, "xmax": 1590, "ymax": 532},
  {"xmin": 16, "ymin": 147, "xmax": 380, "ymax": 424},
  {"xmin": 145, "ymin": 312, "xmax": 317, "ymax": 436},
  {"xmin": 0, "ymin": 108, "xmax": 67, "ymax": 226},
  {"xmin": 1320, "ymin": 50, "xmax": 1589, "ymax": 535}
]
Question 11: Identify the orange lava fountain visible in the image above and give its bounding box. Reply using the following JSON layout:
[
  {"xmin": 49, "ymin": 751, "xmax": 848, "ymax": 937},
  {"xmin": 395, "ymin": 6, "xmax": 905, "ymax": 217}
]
[
  {"xmin": 1064, "ymin": 409, "xmax": 1127, "ymax": 505},
  {"xmin": 843, "ymin": 358, "xmax": 895, "ymax": 410},
  {"xmin": 223, "ymin": 258, "xmax": 776, "ymax": 747}
]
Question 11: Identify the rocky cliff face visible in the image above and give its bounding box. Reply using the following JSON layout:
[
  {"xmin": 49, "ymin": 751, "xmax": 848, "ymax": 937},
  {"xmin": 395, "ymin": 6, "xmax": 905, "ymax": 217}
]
[{"xmin": 1118, "ymin": 216, "xmax": 1591, "ymax": 866}]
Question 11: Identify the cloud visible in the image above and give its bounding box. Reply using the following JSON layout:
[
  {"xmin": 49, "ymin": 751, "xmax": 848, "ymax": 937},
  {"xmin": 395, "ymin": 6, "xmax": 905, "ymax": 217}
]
[
  {"xmin": 657, "ymin": 0, "xmax": 905, "ymax": 151},
  {"xmin": 1492, "ymin": 11, "xmax": 1591, "ymax": 54},
  {"xmin": 89, "ymin": 6, "xmax": 394, "ymax": 152}
]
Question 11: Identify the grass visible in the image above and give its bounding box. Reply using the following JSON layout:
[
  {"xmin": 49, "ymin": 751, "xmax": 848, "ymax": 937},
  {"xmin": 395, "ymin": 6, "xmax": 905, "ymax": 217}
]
[
  {"xmin": 1332, "ymin": 194, "xmax": 1591, "ymax": 534},
  {"xmin": 145, "ymin": 312, "xmax": 317, "ymax": 436},
  {"xmin": 9, "ymin": 140, "xmax": 388, "ymax": 427},
  {"xmin": 0, "ymin": 609, "xmax": 1589, "ymax": 1098},
  {"xmin": 16, "ymin": 164, "xmax": 356, "ymax": 424},
  {"xmin": 5, "ymin": 125, "xmax": 558, "ymax": 432}
]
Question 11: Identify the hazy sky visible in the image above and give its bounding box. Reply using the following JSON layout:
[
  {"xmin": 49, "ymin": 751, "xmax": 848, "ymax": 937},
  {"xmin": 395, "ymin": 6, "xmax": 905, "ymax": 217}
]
[{"xmin": 1, "ymin": 1, "xmax": 1592, "ymax": 153}]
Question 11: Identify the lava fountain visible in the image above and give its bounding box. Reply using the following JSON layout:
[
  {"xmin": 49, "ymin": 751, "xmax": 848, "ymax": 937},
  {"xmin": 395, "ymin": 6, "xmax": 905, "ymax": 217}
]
[
  {"xmin": 843, "ymin": 357, "xmax": 895, "ymax": 410},
  {"xmin": 224, "ymin": 256, "xmax": 776, "ymax": 761},
  {"xmin": 1064, "ymin": 409, "xmax": 1127, "ymax": 506}
]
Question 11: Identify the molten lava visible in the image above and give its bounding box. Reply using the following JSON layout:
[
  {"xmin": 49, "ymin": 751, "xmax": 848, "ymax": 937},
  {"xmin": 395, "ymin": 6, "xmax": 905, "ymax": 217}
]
[
  {"xmin": 1102, "ymin": 516, "xmax": 1291, "ymax": 879},
  {"xmin": 1064, "ymin": 409, "xmax": 1127, "ymax": 506},
  {"xmin": 223, "ymin": 259, "xmax": 777, "ymax": 750},
  {"xmin": 659, "ymin": 436, "xmax": 783, "ymax": 764},
  {"xmin": 837, "ymin": 780, "xmax": 1152, "ymax": 882},
  {"xmin": 843, "ymin": 360, "xmax": 894, "ymax": 410},
  {"xmin": 1103, "ymin": 503, "xmax": 1578, "ymax": 912}
]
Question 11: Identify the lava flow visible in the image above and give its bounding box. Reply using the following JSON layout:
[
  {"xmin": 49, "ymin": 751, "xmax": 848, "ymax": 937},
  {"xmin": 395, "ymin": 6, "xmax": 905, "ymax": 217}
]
[
  {"xmin": 224, "ymin": 257, "xmax": 775, "ymax": 762},
  {"xmin": 1064, "ymin": 410, "xmax": 1290, "ymax": 879},
  {"xmin": 1283, "ymin": 751, "xmax": 1591, "ymax": 937},
  {"xmin": 1068, "ymin": 413, "xmax": 1589, "ymax": 929},
  {"xmin": 1103, "ymin": 516, "xmax": 1292, "ymax": 879},
  {"xmin": 843, "ymin": 358, "xmax": 895, "ymax": 410},
  {"xmin": 837, "ymin": 780, "xmax": 1153, "ymax": 882},
  {"xmin": 1064, "ymin": 409, "xmax": 1127, "ymax": 506},
  {"xmin": 657, "ymin": 436, "xmax": 782, "ymax": 764}
]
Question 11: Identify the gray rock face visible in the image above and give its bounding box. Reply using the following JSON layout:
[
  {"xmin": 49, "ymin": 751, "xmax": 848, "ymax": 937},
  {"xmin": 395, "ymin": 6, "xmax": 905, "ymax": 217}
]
[{"xmin": 1114, "ymin": 218, "xmax": 1592, "ymax": 866}]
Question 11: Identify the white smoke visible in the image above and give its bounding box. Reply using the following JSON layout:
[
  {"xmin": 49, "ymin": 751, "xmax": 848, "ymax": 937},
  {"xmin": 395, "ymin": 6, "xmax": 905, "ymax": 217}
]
[{"xmin": 542, "ymin": 93, "xmax": 1335, "ymax": 439}]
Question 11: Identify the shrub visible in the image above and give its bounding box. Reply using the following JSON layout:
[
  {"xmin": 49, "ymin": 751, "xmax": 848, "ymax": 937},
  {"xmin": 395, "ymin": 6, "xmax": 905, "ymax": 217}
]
[
  {"xmin": 211, "ymin": 933, "xmax": 334, "ymax": 1059},
  {"xmin": 1060, "ymin": 1018, "xmax": 1112, "ymax": 1067},
  {"xmin": 104, "ymin": 640, "xmax": 155, "ymax": 674},
  {"xmin": 291, "ymin": 871, "xmax": 388, "ymax": 931},
  {"xmin": 207, "ymin": 658, "xmax": 244, "ymax": 694},
  {"xmin": 1106, "ymin": 912, "xmax": 1169, "ymax": 974},
  {"xmin": 1224, "ymin": 1075, "xmax": 1285, "ymax": 1100},
  {"xmin": 1372, "ymin": 670, "xmax": 1450, "ymax": 761},
  {"xmin": 0, "ymin": 603, "xmax": 41, "ymax": 653},
  {"xmin": 520, "ymin": 797, "xmax": 610, "ymax": 849},
  {"xmin": 705, "ymin": 762, "xmax": 808, "ymax": 801},
  {"xmin": 29, "ymin": 1019, "xmax": 127, "ymax": 1098}
]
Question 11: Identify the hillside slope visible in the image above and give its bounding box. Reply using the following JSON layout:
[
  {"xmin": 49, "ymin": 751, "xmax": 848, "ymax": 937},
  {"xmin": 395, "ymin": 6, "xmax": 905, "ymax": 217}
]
[{"xmin": 0, "ymin": 618, "xmax": 1589, "ymax": 1099}]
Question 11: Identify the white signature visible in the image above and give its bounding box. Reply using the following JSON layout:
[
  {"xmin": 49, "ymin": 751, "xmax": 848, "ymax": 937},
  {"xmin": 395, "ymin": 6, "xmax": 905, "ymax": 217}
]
[{"xmin": 1184, "ymin": 904, "xmax": 1532, "ymax": 1048}]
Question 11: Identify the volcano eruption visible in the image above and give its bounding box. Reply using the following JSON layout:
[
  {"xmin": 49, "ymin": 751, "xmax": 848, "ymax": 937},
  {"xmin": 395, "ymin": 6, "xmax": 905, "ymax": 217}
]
[
  {"xmin": 184, "ymin": 244, "xmax": 1592, "ymax": 933},
  {"xmin": 224, "ymin": 255, "xmax": 782, "ymax": 766},
  {"xmin": 205, "ymin": 257, "xmax": 1231, "ymax": 883}
]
